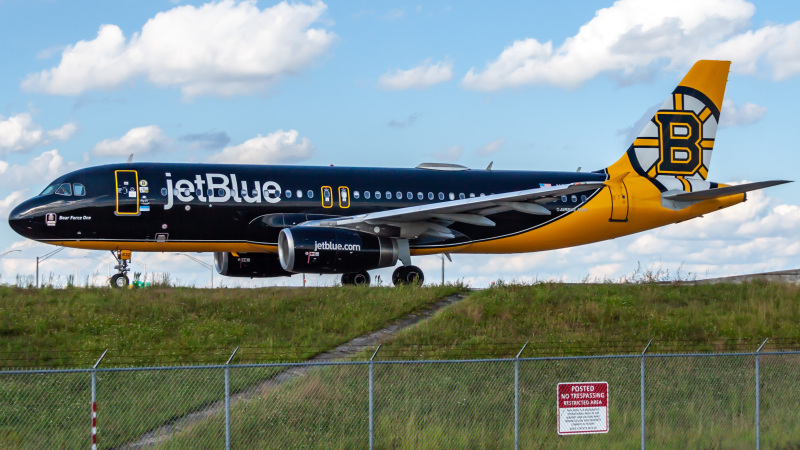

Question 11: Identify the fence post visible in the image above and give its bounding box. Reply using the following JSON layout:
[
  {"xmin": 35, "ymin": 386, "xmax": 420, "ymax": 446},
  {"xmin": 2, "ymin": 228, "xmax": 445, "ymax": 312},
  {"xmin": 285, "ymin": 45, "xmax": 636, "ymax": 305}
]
[
  {"xmin": 755, "ymin": 338, "xmax": 768, "ymax": 450},
  {"xmin": 91, "ymin": 349, "xmax": 108, "ymax": 450},
  {"xmin": 514, "ymin": 342, "xmax": 528, "ymax": 450},
  {"xmin": 225, "ymin": 347, "xmax": 239, "ymax": 450},
  {"xmin": 640, "ymin": 340, "xmax": 652, "ymax": 450},
  {"xmin": 369, "ymin": 344, "xmax": 381, "ymax": 450}
]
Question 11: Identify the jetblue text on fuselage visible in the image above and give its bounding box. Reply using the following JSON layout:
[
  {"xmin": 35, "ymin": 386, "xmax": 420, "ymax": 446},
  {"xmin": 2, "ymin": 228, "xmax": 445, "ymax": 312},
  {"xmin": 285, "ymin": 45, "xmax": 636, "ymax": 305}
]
[{"xmin": 164, "ymin": 173, "xmax": 281, "ymax": 210}]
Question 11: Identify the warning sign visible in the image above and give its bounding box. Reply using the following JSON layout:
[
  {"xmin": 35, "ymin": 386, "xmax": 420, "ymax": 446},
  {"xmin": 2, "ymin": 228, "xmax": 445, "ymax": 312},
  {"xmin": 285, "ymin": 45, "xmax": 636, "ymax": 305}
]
[{"xmin": 557, "ymin": 382, "xmax": 608, "ymax": 435}]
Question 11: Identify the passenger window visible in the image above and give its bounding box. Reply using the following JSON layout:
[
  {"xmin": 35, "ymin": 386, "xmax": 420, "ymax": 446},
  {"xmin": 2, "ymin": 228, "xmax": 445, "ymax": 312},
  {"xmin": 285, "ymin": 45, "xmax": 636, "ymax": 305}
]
[
  {"xmin": 581, "ymin": 195, "xmax": 587, "ymax": 202},
  {"xmin": 55, "ymin": 183, "xmax": 72, "ymax": 196},
  {"xmin": 207, "ymin": 189, "xmax": 213, "ymax": 198},
  {"xmin": 439, "ymin": 193, "xmax": 444, "ymax": 200},
  {"xmin": 161, "ymin": 188, "xmax": 168, "ymax": 196},
  {"xmin": 286, "ymin": 190, "xmax": 292, "ymax": 198},
  {"xmin": 297, "ymin": 190, "xmax": 303, "ymax": 198},
  {"xmin": 396, "ymin": 191, "xmax": 402, "ymax": 200},
  {"xmin": 365, "ymin": 191, "xmax": 371, "ymax": 199},
  {"xmin": 428, "ymin": 192, "xmax": 434, "ymax": 200},
  {"xmin": 73, "ymin": 184, "xmax": 86, "ymax": 196},
  {"xmin": 449, "ymin": 193, "xmax": 455, "ymax": 200},
  {"xmin": 375, "ymin": 191, "xmax": 382, "ymax": 199},
  {"xmin": 407, "ymin": 192, "xmax": 413, "ymax": 200},
  {"xmin": 459, "ymin": 193, "xmax": 465, "ymax": 199},
  {"xmin": 469, "ymin": 193, "xmax": 475, "ymax": 198},
  {"xmin": 217, "ymin": 188, "xmax": 226, "ymax": 197},
  {"xmin": 386, "ymin": 191, "xmax": 392, "ymax": 199},
  {"xmin": 354, "ymin": 191, "xmax": 360, "ymax": 199},
  {"xmin": 417, "ymin": 192, "xmax": 423, "ymax": 200},
  {"xmin": 307, "ymin": 190, "xmax": 314, "ymax": 198},
  {"xmin": 571, "ymin": 195, "xmax": 577, "ymax": 202},
  {"xmin": 241, "ymin": 189, "xmax": 247, "ymax": 197},
  {"xmin": 252, "ymin": 189, "xmax": 259, "ymax": 197},
  {"xmin": 561, "ymin": 195, "xmax": 567, "ymax": 202}
]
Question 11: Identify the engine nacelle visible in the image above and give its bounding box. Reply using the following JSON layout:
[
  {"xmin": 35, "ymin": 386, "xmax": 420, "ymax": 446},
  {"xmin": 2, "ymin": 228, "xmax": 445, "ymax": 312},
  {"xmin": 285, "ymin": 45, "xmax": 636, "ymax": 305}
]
[
  {"xmin": 278, "ymin": 227, "xmax": 398, "ymax": 274},
  {"xmin": 214, "ymin": 252, "xmax": 293, "ymax": 278}
]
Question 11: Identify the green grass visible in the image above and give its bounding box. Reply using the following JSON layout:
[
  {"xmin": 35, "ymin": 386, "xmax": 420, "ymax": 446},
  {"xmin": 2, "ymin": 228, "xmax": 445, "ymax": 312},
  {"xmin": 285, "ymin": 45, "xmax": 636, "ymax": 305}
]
[
  {"xmin": 0, "ymin": 284, "xmax": 463, "ymax": 448},
  {"xmin": 379, "ymin": 281, "xmax": 800, "ymax": 358},
  {"xmin": 0, "ymin": 284, "xmax": 463, "ymax": 368},
  {"xmin": 4, "ymin": 282, "xmax": 800, "ymax": 448},
  {"xmin": 157, "ymin": 282, "xmax": 800, "ymax": 448}
]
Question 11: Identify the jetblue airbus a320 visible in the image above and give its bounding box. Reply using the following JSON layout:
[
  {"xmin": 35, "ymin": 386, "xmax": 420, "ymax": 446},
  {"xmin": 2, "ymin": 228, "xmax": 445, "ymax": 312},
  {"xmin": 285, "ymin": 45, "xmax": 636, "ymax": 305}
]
[{"xmin": 8, "ymin": 60, "xmax": 790, "ymax": 287}]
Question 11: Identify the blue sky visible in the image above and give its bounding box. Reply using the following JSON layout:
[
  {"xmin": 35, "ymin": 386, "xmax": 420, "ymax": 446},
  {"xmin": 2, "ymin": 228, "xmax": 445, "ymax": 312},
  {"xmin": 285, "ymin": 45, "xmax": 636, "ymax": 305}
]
[{"xmin": 1, "ymin": 0, "xmax": 800, "ymax": 287}]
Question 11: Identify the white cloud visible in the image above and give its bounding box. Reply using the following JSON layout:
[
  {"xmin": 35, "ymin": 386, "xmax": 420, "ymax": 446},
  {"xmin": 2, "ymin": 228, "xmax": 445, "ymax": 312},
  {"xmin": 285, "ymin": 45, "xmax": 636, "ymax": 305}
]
[
  {"xmin": 462, "ymin": 0, "xmax": 800, "ymax": 91},
  {"xmin": 0, "ymin": 150, "xmax": 69, "ymax": 189},
  {"xmin": 379, "ymin": 60, "xmax": 453, "ymax": 90},
  {"xmin": 92, "ymin": 126, "xmax": 170, "ymax": 157},
  {"xmin": 208, "ymin": 129, "xmax": 314, "ymax": 164},
  {"xmin": 477, "ymin": 138, "xmax": 505, "ymax": 156},
  {"xmin": 22, "ymin": 0, "xmax": 336, "ymax": 98},
  {"xmin": 0, "ymin": 113, "xmax": 77, "ymax": 154},
  {"xmin": 720, "ymin": 98, "xmax": 767, "ymax": 127},
  {"xmin": 431, "ymin": 145, "xmax": 463, "ymax": 162}
]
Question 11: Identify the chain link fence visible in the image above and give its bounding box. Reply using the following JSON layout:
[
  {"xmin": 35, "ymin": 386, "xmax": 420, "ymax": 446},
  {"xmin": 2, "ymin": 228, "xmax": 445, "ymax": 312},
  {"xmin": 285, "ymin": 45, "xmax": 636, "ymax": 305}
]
[{"xmin": 1, "ymin": 347, "xmax": 799, "ymax": 449}]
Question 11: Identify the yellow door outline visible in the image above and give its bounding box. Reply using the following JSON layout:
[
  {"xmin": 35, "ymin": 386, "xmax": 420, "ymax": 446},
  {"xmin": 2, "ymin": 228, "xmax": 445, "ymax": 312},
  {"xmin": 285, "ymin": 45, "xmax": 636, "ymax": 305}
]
[
  {"xmin": 338, "ymin": 186, "xmax": 350, "ymax": 208},
  {"xmin": 115, "ymin": 170, "xmax": 140, "ymax": 216}
]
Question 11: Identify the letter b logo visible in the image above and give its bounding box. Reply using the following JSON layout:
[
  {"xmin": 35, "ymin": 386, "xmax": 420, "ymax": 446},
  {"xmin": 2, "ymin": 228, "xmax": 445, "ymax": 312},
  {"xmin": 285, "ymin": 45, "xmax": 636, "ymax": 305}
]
[{"xmin": 654, "ymin": 111, "xmax": 702, "ymax": 176}]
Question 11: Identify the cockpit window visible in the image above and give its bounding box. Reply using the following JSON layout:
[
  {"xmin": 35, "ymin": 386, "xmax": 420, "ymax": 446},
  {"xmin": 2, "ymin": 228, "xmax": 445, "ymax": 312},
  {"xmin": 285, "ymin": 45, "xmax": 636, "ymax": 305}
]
[
  {"xmin": 54, "ymin": 183, "xmax": 72, "ymax": 196},
  {"xmin": 39, "ymin": 185, "xmax": 57, "ymax": 196},
  {"xmin": 73, "ymin": 184, "xmax": 86, "ymax": 196}
]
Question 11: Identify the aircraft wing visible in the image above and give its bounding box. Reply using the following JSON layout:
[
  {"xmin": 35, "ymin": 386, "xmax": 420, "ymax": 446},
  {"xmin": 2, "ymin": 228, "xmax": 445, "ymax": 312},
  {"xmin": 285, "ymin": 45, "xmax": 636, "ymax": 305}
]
[{"xmin": 304, "ymin": 182, "xmax": 605, "ymax": 239}]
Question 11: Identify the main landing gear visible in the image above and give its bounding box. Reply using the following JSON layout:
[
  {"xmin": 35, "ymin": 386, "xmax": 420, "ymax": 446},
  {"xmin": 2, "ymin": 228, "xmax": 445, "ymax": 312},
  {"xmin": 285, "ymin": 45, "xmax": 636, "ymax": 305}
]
[
  {"xmin": 392, "ymin": 265, "xmax": 424, "ymax": 286},
  {"xmin": 109, "ymin": 250, "xmax": 132, "ymax": 288},
  {"xmin": 341, "ymin": 271, "xmax": 371, "ymax": 286}
]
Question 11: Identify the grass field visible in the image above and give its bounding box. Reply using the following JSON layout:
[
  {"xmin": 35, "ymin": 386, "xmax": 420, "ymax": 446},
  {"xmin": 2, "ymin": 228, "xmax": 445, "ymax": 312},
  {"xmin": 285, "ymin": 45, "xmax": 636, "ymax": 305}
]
[
  {"xmin": 0, "ymin": 284, "xmax": 463, "ymax": 368},
  {"xmin": 157, "ymin": 282, "xmax": 800, "ymax": 448},
  {"xmin": 2, "ymin": 282, "xmax": 800, "ymax": 448},
  {"xmin": 0, "ymin": 284, "xmax": 463, "ymax": 448}
]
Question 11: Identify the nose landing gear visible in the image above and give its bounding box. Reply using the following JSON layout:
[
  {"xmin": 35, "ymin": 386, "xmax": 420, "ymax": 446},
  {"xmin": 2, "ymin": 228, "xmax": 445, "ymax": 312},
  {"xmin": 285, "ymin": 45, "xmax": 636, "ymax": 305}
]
[{"xmin": 109, "ymin": 250, "xmax": 132, "ymax": 288}]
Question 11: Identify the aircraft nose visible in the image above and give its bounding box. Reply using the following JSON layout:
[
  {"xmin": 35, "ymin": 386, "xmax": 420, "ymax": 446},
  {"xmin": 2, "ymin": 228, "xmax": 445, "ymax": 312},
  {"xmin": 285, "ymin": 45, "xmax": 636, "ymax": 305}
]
[{"xmin": 8, "ymin": 200, "xmax": 35, "ymax": 237}]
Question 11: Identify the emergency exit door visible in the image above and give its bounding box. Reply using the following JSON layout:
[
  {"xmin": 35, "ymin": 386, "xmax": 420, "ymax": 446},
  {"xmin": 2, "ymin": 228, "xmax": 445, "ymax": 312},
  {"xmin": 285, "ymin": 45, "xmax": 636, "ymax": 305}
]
[{"xmin": 115, "ymin": 170, "xmax": 140, "ymax": 215}]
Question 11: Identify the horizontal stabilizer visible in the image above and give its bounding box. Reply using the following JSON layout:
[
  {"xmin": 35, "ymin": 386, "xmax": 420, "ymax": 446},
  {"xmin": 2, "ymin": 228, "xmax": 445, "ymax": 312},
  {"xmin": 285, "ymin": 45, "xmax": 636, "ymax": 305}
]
[{"xmin": 663, "ymin": 180, "xmax": 791, "ymax": 202}]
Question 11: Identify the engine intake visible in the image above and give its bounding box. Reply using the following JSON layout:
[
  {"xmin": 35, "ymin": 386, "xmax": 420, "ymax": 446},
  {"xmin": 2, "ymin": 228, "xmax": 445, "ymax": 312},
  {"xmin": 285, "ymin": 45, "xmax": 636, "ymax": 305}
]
[
  {"xmin": 278, "ymin": 227, "xmax": 398, "ymax": 274},
  {"xmin": 214, "ymin": 252, "xmax": 293, "ymax": 278}
]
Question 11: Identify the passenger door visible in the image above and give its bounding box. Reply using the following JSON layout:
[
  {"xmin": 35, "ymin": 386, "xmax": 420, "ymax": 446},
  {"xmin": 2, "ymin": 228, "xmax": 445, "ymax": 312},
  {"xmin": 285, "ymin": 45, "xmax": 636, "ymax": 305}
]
[{"xmin": 115, "ymin": 170, "xmax": 140, "ymax": 215}]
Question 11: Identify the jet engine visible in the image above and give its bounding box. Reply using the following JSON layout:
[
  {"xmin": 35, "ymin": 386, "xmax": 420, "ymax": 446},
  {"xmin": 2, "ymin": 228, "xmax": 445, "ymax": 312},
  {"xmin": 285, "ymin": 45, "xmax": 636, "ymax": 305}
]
[
  {"xmin": 214, "ymin": 252, "xmax": 293, "ymax": 278},
  {"xmin": 278, "ymin": 227, "xmax": 398, "ymax": 274}
]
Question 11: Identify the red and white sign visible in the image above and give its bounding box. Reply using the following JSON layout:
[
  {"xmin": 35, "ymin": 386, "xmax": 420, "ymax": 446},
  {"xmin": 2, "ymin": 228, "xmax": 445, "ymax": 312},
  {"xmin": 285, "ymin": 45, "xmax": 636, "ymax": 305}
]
[{"xmin": 557, "ymin": 382, "xmax": 608, "ymax": 435}]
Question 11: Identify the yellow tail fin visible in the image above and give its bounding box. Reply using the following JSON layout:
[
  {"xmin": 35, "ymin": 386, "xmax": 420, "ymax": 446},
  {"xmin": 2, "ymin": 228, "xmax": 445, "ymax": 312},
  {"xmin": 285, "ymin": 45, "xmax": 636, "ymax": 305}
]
[{"xmin": 607, "ymin": 60, "xmax": 730, "ymax": 191}]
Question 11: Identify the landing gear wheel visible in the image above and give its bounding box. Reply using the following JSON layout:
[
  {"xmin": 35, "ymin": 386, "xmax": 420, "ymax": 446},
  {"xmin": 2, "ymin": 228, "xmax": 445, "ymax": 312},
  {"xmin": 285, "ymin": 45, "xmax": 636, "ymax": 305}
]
[
  {"xmin": 110, "ymin": 273, "xmax": 130, "ymax": 288},
  {"xmin": 351, "ymin": 272, "xmax": 371, "ymax": 286},
  {"xmin": 392, "ymin": 266, "xmax": 424, "ymax": 286},
  {"xmin": 342, "ymin": 272, "xmax": 371, "ymax": 286}
]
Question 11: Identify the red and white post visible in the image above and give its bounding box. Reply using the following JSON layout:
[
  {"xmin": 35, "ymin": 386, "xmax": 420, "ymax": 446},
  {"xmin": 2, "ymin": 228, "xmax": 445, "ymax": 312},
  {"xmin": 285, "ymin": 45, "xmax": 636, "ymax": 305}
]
[{"xmin": 91, "ymin": 350, "xmax": 107, "ymax": 450}]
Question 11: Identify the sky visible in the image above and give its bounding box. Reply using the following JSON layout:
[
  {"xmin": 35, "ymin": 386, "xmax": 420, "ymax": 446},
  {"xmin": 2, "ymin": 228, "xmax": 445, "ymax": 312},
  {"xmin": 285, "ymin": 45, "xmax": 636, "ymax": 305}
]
[{"xmin": 1, "ymin": 0, "xmax": 800, "ymax": 288}]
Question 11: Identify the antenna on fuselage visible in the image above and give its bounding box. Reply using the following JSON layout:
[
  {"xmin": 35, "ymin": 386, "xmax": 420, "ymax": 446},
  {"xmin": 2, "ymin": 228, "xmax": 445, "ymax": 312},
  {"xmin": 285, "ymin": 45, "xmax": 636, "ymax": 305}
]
[
  {"xmin": 126, "ymin": 154, "xmax": 134, "ymax": 163},
  {"xmin": 486, "ymin": 161, "xmax": 493, "ymax": 171}
]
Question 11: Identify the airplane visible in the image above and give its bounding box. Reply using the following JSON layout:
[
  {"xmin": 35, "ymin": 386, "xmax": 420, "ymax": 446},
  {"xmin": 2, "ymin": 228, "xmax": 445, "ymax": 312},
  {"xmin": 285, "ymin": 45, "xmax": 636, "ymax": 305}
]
[{"xmin": 7, "ymin": 60, "xmax": 790, "ymax": 288}]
